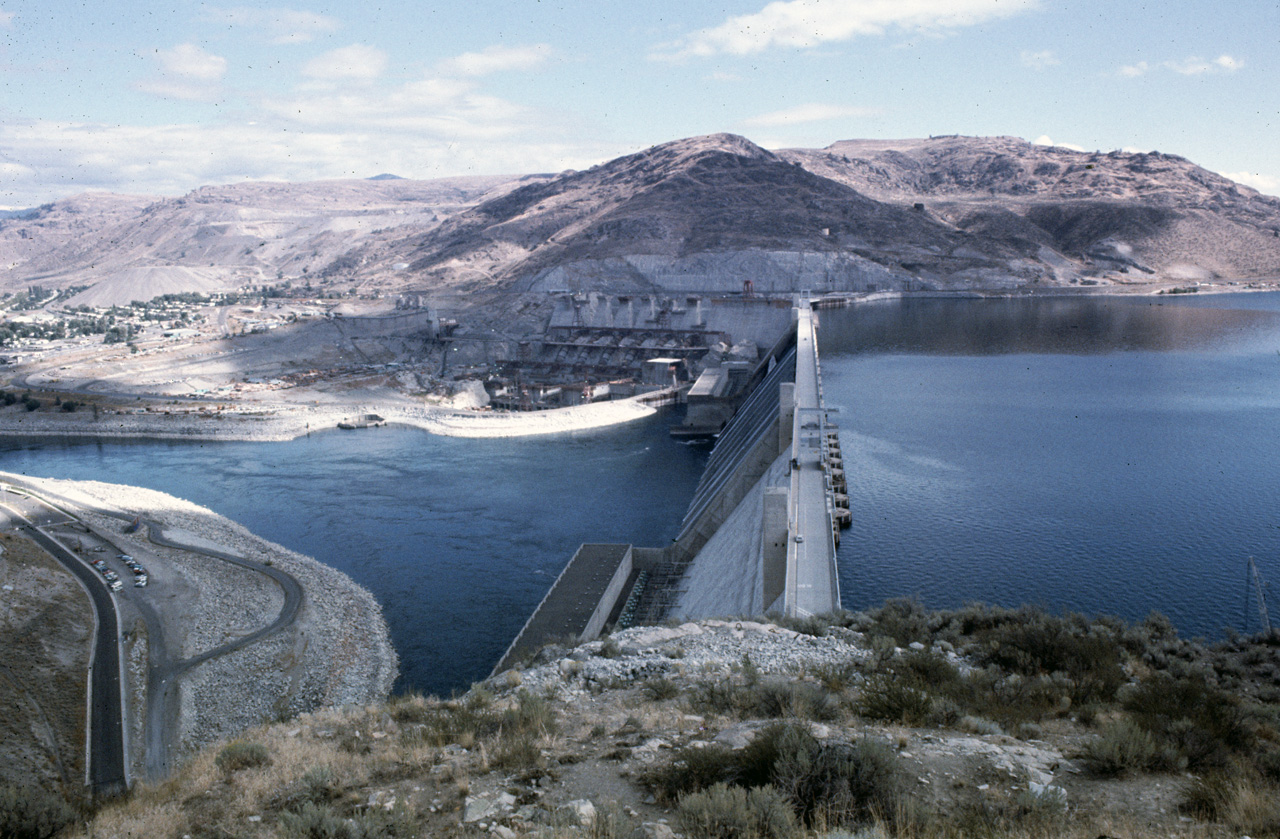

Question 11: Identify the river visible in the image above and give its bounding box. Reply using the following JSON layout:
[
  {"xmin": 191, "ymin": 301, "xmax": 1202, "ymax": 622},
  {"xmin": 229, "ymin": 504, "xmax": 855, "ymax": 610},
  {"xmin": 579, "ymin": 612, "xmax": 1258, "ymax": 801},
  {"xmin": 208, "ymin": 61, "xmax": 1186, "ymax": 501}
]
[
  {"xmin": 4, "ymin": 290, "xmax": 1279, "ymax": 695},
  {"xmin": 821, "ymin": 291, "xmax": 1280, "ymax": 639}
]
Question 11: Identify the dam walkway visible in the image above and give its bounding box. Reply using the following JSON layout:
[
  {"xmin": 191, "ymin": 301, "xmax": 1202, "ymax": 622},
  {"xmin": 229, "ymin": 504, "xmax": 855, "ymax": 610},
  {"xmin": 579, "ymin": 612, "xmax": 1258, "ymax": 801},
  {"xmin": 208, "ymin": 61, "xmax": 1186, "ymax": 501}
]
[{"xmin": 495, "ymin": 301, "xmax": 843, "ymax": 672}]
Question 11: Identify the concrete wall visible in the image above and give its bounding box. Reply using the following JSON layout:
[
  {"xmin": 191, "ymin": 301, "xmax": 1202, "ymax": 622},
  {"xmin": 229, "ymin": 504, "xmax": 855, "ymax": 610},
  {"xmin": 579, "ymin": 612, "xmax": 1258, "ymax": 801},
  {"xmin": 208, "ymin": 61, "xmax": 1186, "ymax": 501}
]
[{"xmin": 582, "ymin": 547, "xmax": 633, "ymax": 641}]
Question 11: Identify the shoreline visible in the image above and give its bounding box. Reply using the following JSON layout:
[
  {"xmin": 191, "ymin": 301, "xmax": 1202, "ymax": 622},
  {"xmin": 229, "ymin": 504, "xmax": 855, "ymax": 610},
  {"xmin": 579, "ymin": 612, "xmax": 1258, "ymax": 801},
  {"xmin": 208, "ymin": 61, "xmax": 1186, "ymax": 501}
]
[
  {"xmin": 1, "ymin": 284, "xmax": 1274, "ymax": 445},
  {"xmin": 0, "ymin": 389, "xmax": 668, "ymax": 443}
]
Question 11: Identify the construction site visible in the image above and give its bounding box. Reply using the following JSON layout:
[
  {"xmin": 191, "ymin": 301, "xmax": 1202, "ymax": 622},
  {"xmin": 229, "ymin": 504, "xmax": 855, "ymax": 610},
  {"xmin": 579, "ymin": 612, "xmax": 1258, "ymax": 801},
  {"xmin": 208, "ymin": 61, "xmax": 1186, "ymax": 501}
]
[{"xmin": 481, "ymin": 284, "xmax": 794, "ymax": 414}]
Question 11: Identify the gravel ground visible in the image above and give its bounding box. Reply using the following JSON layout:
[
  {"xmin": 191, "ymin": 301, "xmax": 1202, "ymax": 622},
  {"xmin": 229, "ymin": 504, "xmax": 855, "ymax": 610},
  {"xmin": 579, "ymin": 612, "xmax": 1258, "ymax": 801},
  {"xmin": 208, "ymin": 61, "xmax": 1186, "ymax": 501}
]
[{"xmin": 508, "ymin": 619, "xmax": 877, "ymax": 699}]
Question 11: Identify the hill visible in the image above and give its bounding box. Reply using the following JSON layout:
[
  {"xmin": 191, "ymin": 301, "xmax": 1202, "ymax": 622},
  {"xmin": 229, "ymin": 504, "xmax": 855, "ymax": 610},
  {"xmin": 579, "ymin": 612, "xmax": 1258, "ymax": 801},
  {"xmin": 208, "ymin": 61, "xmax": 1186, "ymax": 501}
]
[{"xmin": 4, "ymin": 135, "xmax": 1279, "ymax": 309}]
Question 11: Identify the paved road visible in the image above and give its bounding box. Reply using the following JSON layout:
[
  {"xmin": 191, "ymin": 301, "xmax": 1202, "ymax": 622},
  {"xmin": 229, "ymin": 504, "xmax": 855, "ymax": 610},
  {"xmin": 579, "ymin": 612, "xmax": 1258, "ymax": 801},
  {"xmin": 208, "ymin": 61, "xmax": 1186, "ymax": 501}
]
[
  {"xmin": 2, "ymin": 478, "xmax": 305, "ymax": 785},
  {"xmin": 139, "ymin": 522, "xmax": 303, "ymax": 779},
  {"xmin": 0, "ymin": 491, "xmax": 128, "ymax": 796}
]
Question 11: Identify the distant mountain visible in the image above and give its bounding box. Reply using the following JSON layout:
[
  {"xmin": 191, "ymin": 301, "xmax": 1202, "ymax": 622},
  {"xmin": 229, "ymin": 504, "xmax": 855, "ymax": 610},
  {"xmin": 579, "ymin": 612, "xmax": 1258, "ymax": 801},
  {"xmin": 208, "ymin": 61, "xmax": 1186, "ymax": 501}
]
[
  {"xmin": 0, "ymin": 176, "xmax": 536, "ymax": 304},
  {"xmin": 367, "ymin": 173, "xmax": 404, "ymax": 181},
  {"xmin": 5, "ymin": 135, "xmax": 1279, "ymax": 304},
  {"xmin": 777, "ymin": 136, "xmax": 1280, "ymax": 282},
  {"xmin": 334, "ymin": 134, "xmax": 1280, "ymax": 294}
]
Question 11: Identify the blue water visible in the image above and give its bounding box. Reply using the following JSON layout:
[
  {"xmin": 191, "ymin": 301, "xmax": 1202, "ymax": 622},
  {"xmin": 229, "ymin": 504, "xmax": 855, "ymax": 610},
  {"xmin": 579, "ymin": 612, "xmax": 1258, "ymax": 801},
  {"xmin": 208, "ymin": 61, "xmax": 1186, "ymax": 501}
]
[
  {"xmin": 821, "ymin": 293, "xmax": 1280, "ymax": 638},
  {"xmin": 6, "ymin": 292, "xmax": 1280, "ymax": 696},
  {"xmin": 0, "ymin": 416, "xmax": 709, "ymax": 695}
]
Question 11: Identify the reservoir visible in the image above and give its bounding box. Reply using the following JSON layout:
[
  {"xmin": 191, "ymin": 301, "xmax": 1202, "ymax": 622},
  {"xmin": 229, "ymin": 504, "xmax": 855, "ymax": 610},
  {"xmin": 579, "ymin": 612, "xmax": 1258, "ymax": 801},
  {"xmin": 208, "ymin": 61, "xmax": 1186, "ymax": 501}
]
[
  {"xmin": 821, "ymin": 291, "xmax": 1280, "ymax": 639},
  {"xmin": 4, "ymin": 290, "xmax": 1280, "ymax": 695}
]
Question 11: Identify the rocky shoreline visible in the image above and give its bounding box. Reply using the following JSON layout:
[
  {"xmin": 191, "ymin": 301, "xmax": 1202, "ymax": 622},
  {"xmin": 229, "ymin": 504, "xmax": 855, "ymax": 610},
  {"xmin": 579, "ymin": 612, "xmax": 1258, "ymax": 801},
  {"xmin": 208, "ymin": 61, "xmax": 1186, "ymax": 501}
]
[
  {"xmin": 9, "ymin": 474, "xmax": 399, "ymax": 761},
  {"xmin": 0, "ymin": 391, "xmax": 663, "ymax": 443}
]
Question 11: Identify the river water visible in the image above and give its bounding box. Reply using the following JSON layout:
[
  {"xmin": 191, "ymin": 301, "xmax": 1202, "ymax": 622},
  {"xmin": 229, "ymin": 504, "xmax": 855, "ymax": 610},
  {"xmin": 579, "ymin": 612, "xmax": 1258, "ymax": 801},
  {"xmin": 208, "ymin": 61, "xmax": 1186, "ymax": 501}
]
[
  {"xmin": 820, "ymin": 292, "xmax": 1280, "ymax": 639},
  {"xmin": 0, "ymin": 417, "xmax": 709, "ymax": 695},
  {"xmin": 3, "ymin": 291, "xmax": 1279, "ymax": 695}
]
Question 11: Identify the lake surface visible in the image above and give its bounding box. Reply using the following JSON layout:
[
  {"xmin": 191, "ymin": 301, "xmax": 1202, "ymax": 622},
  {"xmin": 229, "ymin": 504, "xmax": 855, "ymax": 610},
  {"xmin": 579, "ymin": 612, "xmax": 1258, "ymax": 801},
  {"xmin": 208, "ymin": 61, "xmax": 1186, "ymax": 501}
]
[
  {"xmin": 0, "ymin": 417, "xmax": 709, "ymax": 695},
  {"xmin": 820, "ymin": 292, "xmax": 1280, "ymax": 639},
  {"xmin": 4, "ymin": 291, "xmax": 1280, "ymax": 696}
]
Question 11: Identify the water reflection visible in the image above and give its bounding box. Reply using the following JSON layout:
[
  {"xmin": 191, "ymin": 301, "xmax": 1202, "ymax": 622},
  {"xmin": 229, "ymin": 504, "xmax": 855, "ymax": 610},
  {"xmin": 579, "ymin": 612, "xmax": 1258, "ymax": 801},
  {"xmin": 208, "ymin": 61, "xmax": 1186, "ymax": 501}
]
[{"xmin": 819, "ymin": 295, "xmax": 1280, "ymax": 355}]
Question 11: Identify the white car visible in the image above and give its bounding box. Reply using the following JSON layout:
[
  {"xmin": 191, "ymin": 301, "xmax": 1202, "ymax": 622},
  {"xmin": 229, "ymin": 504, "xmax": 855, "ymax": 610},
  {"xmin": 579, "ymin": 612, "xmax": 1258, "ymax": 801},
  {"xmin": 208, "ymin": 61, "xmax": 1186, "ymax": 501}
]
[
  {"xmin": 109, "ymin": 579, "xmax": 123, "ymax": 592},
  {"xmin": 134, "ymin": 576, "xmax": 148, "ymax": 587}
]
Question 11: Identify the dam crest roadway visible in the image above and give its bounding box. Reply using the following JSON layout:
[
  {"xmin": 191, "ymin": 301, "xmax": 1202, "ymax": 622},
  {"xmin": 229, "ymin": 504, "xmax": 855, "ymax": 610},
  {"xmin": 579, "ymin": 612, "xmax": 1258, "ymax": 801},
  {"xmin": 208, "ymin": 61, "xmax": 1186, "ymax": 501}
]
[{"xmin": 497, "ymin": 301, "xmax": 844, "ymax": 672}]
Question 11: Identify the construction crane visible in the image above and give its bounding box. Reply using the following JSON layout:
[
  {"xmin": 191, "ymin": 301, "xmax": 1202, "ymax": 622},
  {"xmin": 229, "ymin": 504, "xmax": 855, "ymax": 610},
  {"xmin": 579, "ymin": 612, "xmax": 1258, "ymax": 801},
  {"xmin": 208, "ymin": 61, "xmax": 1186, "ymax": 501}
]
[{"xmin": 1246, "ymin": 556, "xmax": 1272, "ymax": 634}]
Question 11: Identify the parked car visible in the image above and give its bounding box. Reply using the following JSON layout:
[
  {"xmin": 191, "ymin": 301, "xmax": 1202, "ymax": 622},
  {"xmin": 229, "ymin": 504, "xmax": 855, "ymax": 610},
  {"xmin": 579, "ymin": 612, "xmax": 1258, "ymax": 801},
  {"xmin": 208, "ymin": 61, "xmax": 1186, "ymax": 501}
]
[{"xmin": 134, "ymin": 576, "xmax": 148, "ymax": 588}]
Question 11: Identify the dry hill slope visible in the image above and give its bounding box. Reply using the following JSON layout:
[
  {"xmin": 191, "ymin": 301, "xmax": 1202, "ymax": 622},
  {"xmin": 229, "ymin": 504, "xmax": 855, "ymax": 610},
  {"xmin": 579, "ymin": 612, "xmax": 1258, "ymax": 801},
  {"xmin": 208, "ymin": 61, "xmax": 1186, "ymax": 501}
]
[
  {"xmin": 779, "ymin": 136, "xmax": 1280, "ymax": 282},
  {"xmin": 4, "ymin": 134, "xmax": 1280, "ymax": 307}
]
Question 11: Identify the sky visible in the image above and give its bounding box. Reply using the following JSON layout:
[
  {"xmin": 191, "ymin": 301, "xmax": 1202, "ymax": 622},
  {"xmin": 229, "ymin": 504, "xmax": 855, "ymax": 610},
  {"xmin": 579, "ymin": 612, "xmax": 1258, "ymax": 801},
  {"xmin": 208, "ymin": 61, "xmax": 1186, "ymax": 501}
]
[{"xmin": 0, "ymin": 0, "xmax": 1277, "ymax": 208}]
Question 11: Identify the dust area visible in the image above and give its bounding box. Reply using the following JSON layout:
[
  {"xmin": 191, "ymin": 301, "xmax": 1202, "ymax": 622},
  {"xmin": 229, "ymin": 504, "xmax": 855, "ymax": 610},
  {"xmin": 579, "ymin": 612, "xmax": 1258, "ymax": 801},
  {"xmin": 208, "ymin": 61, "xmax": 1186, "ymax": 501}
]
[{"xmin": 0, "ymin": 531, "xmax": 92, "ymax": 796}]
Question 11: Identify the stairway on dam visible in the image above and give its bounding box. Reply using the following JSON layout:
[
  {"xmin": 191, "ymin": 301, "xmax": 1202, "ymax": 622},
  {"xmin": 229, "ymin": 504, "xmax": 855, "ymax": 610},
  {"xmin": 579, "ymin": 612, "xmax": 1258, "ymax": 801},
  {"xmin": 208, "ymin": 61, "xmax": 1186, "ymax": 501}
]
[{"xmin": 494, "ymin": 303, "xmax": 843, "ymax": 673}]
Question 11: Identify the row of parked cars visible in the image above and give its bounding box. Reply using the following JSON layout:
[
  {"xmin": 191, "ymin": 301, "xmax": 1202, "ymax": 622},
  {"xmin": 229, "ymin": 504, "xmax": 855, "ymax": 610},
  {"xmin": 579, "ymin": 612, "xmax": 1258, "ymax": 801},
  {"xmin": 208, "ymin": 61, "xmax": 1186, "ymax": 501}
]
[{"xmin": 89, "ymin": 553, "xmax": 148, "ymax": 590}]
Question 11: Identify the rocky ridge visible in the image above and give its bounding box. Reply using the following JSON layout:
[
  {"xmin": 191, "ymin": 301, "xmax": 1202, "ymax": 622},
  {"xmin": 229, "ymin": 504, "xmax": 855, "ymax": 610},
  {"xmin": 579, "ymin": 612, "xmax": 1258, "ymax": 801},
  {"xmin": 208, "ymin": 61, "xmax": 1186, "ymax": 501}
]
[{"xmin": 5, "ymin": 134, "xmax": 1279, "ymax": 307}]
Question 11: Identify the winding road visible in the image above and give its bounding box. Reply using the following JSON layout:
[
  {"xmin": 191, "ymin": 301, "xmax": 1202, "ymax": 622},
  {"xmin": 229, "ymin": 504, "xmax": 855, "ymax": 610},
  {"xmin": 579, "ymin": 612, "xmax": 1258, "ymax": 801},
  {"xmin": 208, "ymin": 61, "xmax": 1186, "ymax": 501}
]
[{"xmin": 0, "ymin": 476, "xmax": 304, "ymax": 789}]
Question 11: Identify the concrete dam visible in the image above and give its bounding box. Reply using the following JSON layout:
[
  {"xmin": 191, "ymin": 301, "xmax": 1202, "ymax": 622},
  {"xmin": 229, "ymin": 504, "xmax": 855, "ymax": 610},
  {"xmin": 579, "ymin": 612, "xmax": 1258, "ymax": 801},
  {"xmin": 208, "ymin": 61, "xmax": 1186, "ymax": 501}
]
[{"xmin": 496, "ymin": 302, "xmax": 845, "ymax": 672}]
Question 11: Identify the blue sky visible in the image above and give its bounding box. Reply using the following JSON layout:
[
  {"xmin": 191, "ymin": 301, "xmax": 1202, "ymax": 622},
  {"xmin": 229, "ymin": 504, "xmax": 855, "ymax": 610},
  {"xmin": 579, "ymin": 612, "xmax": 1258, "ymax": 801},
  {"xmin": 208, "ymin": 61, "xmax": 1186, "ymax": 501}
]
[{"xmin": 1, "ymin": 0, "xmax": 1276, "ymax": 208}]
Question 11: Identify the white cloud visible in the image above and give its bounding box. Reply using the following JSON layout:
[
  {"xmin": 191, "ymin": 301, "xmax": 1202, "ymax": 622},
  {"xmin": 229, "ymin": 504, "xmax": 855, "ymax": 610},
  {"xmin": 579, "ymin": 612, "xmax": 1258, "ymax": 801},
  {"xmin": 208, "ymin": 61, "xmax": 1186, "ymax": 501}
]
[
  {"xmin": 1032, "ymin": 135, "xmax": 1085, "ymax": 152},
  {"xmin": 0, "ymin": 116, "xmax": 614, "ymax": 208},
  {"xmin": 1221, "ymin": 171, "xmax": 1280, "ymax": 195},
  {"xmin": 153, "ymin": 44, "xmax": 227, "ymax": 81},
  {"xmin": 203, "ymin": 6, "xmax": 341, "ymax": 45},
  {"xmin": 1118, "ymin": 61, "xmax": 1148, "ymax": 77},
  {"xmin": 436, "ymin": 44, "xmax": 553, "ymax": 77},
  {"xmin": 1019, "ymin": 49, "xmax": 1058, "ymax": 70},
  {"xmin": 1165, "ymin": 54, "xmax": 1243, "ymax": 75},
  {"xmin": 135, "ymin": 44, "xmax": 227, "ymax": 101},
  {"xmin": 302, "ymin": 44, "xmax": 387, "ymax": 83},
  {"xmin": 652, "ymin": 0, "xmax": 1038, "ymax": 59},
  {"xmin": 743, "ymin": 103, "xmax": 878, "ymax": 127}
]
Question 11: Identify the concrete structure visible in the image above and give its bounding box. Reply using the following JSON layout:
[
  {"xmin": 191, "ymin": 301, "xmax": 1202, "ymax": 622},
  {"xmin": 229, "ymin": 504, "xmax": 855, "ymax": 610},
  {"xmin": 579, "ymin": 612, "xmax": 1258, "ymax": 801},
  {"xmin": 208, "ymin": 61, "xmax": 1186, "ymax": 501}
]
[
  {"xmin": 492, "ymin": 302, "xmax": 844, "ymax": 675},
  {"xmin": 495, "ymin": 544, "xmax": 634, "ymax": 672}
]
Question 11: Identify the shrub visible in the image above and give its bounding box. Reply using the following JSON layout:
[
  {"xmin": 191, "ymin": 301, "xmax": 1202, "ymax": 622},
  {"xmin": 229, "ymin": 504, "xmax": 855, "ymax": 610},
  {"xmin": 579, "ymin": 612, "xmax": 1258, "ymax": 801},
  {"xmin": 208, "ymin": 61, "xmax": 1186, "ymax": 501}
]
[
  {"xmin": 644, "ymin": 677, "xmax": 681, "ymax": 701},
  {"xmin": 857, "ymin": 674, "xmax": 933, "ymax": 725},
  {"xmin": 932, "ymin": 785, "xmax": 1069, "ymax": 838},
  {"xmin": 0, "ymin": 784, "xmax": 76, "ymax": 839},
  {"xmin": 1181, "ymin": 772, "xmax": 1280, "ymax": 836},
  {"xmin": 1080, "ymin": 719, "xmax": 1168, "ymax": 776},
  {"xmin": 1123, "ymin": 672, "xmax": 1252, "ymax": 771},
  {"xmin": 215, "ymin": 740, "xmax": 270, "ymax": 772},
  {"xmin": 973, "ymin": 608, "xmax": 1126, "ymax": 706},
  {"xmin": 865, "ymin": 598, "xmax": 932, "ymax": 646},
  {"xmin": 770, "ymin": 727, "xmax": 904, "ymax": 828},
  {"xmin": 676, "ymin": 783, "xmax": 799, "ymax": 839},
  {"xmin": 642, "ymin": 743, "xmax": 741, "ymax": 804}
]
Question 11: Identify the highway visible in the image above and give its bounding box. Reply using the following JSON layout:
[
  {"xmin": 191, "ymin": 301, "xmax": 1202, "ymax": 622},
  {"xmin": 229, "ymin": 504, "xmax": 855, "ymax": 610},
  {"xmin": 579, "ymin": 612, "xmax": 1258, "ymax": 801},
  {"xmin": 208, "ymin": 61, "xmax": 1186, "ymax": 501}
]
[
  {"xmin": 0, "ymin": 490, "xmax": 128, "ymax": 796},
  {"xmin": 1, "ymin": 477, "xmax": 305, "ymax": 786}
]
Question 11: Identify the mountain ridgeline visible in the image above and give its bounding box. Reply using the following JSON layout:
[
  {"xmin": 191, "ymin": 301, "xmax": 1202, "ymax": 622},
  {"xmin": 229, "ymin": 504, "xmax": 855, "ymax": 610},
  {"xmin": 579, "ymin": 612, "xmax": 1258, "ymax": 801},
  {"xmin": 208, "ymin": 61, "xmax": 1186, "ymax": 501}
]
[{"xmin": 4, "ymin": 134, "xmax": 1280, "ymax": 304}]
